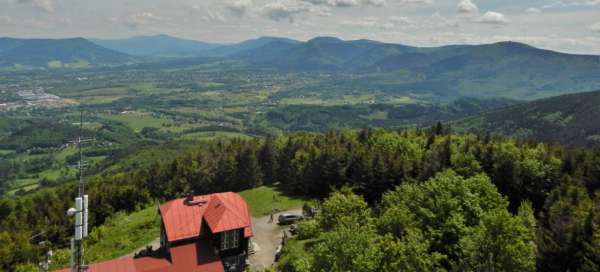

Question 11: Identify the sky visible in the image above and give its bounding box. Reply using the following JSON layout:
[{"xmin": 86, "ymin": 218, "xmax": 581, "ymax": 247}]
[{"xmin": 0, "ymin": 0, "xmax": 599, "ymax": 54}]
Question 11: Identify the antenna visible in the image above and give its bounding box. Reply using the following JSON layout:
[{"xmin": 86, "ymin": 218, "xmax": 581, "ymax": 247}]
[{"xmin": 67, "ymin": 110, "xmax": 93, "ymax": 272}]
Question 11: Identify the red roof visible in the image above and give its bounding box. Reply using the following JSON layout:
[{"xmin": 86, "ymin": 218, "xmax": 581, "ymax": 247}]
[
  {"xmin": 56, "ymin": 241, "xmax": 224, "ymax": 272},
  {"xmin": 55, "ymin": 192, "xmax": 251, "ymax": 272},
  {"xmin": 160, "ymin": 192, "xmax": 253, "ymax": 242},
  {"xmin": 55, "ymin": 257, "xmax": 136, "ymax": 272},
  {"xmin": 134, "ymin": 240, "xmax": 224, "ymax": 272}
]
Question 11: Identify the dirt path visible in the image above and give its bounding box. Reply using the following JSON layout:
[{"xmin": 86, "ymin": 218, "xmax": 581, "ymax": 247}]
[{"xmin": 249, "ymin": 208, "xmax": 302, "ymax": 271}]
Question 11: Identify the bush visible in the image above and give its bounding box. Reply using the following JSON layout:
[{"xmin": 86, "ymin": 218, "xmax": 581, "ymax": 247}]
[{"xmin": 297, "ymin": 219, "xmax": 319, "ymax": 240}]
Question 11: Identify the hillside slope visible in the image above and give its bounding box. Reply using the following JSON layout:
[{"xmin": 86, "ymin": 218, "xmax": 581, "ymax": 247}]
[
  {"xmin": 454, "ymin": 90, "xmax": 600, "ymax": 147},
  {"xmin": 0, "ymin": 37, "xmax": 136, "ymax": 68}
]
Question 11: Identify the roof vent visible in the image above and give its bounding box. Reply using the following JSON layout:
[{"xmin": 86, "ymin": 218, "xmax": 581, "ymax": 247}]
[{"xmin": 185, "ymin": 194, "xmax": 208, "ymax": 206}]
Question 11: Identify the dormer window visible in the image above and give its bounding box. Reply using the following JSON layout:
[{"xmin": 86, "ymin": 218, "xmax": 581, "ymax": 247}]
[{"xmin": 220, "ymin": 230, "xmax": 239, "ymax": 250}]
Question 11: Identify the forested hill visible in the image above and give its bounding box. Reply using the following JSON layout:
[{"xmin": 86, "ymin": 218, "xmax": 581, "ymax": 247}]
[
  {"xmin": 90, "ymin": 35, "xmax": 221, "ymax": 57},
  {"xmin": 237, "ymin": 37, "xmax": 600, "ymax": 73},
  {"xmin": 0, "ymin": 37, "xmax": 137, "ymax": 69},
  {"xmin": 2, "ymin": 128, "xmax": 600, "ymax": 271},
  {"xmin": 233, "ymin": 37, "xmax": 600, "ymax": 99},
  {"xmin": 454, "ymin": 90, "xmax": 600, "ymax": 147}
]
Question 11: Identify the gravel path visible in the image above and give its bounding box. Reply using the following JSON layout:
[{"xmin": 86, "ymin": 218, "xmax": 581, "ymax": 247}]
[{"xmin": 248, "ymin": 207, "xmax": 303, "ymax": 271}]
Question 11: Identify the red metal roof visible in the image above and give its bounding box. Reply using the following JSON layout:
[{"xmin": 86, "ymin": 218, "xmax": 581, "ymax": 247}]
[
  {"xmin": 56, "ymin": 241, "xmax": 224, "ymax": 272},
  {"xmin": 160, "ymin": 192, "xmax": 253, "ymax": 242},
  {"xmin": 134, "ymin": 240, "xmax": 224, "ymax": 272},
  {"xmin": 204, "ymin": 193, "xmax": 252, "ymax": 235},
  {"xmin": 159, "ymin": 195, "xmax": 210, "ymax": 242},
  {"xmin": 55, "ymin": 257, "xmax": 136, "ymax": 272}
]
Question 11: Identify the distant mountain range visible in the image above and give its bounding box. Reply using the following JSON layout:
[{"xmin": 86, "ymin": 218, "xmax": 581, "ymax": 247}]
[
  {"xmin": 454, "ymin": 90, "xmax": 600, "ymax": 147},
  {"xmin": 233, "ymin": 37, "xmax": 600, "ymax": 100},
  {"xmin": 88, "ymin": 34, "xmax": 600, "ymax": 100},
  {"xmin": 1, "ymin": 34, "xmax": 599, "ymax": 102},
  {"xmin": 90, "ymin": 35, "xmax": 301, "ymax": 58},
  {"xmin": 0, "ymin": 37, "xmax": 136, "ymax": 69},
  {"xmin": 200, "ymin": 36, "xmax": 300, "ymax": 57},
  {"xmin": 90, "ymin": 34, "xmax": 221, "ymax": 57}
]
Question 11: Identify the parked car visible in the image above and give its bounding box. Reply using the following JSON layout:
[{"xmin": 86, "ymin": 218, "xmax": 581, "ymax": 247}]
[{"xmin": 278, "ymin": 213, "xmax": 303, "ymax": 225}]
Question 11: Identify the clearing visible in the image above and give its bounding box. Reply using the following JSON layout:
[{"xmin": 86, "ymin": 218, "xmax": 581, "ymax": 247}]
[{"xmin": 49, "ymin": 186, "xmax": 308, "ymax": 270}]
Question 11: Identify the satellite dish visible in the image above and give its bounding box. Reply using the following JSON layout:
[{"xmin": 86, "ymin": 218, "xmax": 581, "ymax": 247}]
[{"xmin": 67, "ymin": 207, "xmax": 77, "ymax": 217}]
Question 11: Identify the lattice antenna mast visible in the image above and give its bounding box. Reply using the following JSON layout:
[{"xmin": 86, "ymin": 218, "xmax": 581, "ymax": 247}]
[
  {"xmin": 77, "ymin": 111, "xmax": 84, "ymax": 196},
  {"xmin": 68, "ymin": 110, "xmax": 92, "ymax": 272}
]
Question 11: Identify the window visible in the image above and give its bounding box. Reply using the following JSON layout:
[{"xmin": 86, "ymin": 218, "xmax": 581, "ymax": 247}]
[{"xmin": 220, "ymin": 230, "xmax": 240, "ymax": 250}]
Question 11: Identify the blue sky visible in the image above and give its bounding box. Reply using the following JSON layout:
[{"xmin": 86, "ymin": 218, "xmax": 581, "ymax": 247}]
[{"xmin": 0, "ymin": 0, "xmax": 599, "ymax": 54}]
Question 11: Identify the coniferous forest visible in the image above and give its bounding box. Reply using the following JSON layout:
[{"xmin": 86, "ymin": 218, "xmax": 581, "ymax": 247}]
[{"xmin": 2, "ymin": 127, "xmax": 600, "ymax": 271}]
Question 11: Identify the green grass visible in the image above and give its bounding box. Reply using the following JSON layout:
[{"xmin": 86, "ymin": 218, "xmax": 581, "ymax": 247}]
[
  {"xmin": 39, "ymin": 168, "xmax": 62, "ymax": 180},
  {"xmin": 47, "ymin": 60, "xmax": 63, "ymax": 68},
  {"xmin": 11, "ymin": 178, "xmax": 38, "ymax": 188},
  {"xmin": 78, "ymin": 95, "xmax": 127, "ymax": 105},
  {"xmin": 54, "ymin": 146, "xmax": 78, "ymax": 162},
  {"xmin": 50, "ymin": 205, "xmax": 161, "ymax": 270},
  {"xmin": 88, "ymin": 155, "xmax": 107, "ymax": 164},
  {"xmin": 97, "ymin": 111, "xmax": 175, "ymax": 132},
  {"xmin": 179, "ymin": 131, "xmax": 252, "ymax": 141},
  {"xmin": 239, "ymin": 186, "xmax": 308, "ymax": 217},
  {"xmin": 6, "ymin": 180, "xmax": 39, "ymax": 196}
]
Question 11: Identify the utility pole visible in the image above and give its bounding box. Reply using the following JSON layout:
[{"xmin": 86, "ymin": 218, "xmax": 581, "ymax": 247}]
[{"xmin": 67, "ymin": 111, "xmax": 92, "ymax": 272}]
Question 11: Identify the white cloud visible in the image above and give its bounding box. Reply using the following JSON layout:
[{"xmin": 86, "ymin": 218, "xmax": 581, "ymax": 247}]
[
  {"xmin": 117, "ymin": 12, "xmax": 163, "ymax": 28},
  {"xmin": 263, "ymin": 1, "xmax": 321, "ymax": 22},
  {"xmin": 24, "ymin": 18, "xmax": 50, "ymax": 29},
  {"xmin": 542, "ymin": 0, "xmax": 600, "ymax": 8},
  {"xmin": 478, "ymin": 11, "xmax": 509, "ymax": 24},
  {"xmin": 302, "ymin": 0, "xmax": 359, "ymax": 7},
  {"xmin": 302, "ymin": 0, "xmax": 391, "ymax": 7},
  {"xmin": 331, "ymin": 0, "xmax": 360, "ymax": 7},
  {"xmin": 0, "ymin": 16, "xmax": 13, "ymax": 25},
  {"xmin": 342, "ymin": 17, "xmax": 394, "ymax": 29},
  {"xmin": 389, "ymin": 16, "xmax": 410, "ymax": 25},
  {"xmin": 225, "ymin": 0, "xmax": 253, "ymax": 17},
  {"xmin": 55, "ymin": 17, "xmax": 72, "ymax": 25},
  {"xmin": 590, "ymin": 22, "xmax": 600, "ymax": 32},
  {"xmin": 457, "ymin": 0, "xmax": 478, "ymax": 13},
  {"xmin": 190, "ymin": 5, "xmax": 226, "ymax": 22},
  {"xmin": 427, "ymin": 12, "xmax": 459, "ymax": 28},
  {"xmin": 15, "ymin": 0, "xmax": 54, "ymax": 12},
  {"xmin": 398, "ymin": 0, "xmax": 433, "ymax": 4},
  {"xmin": 302, "ymin": 0, "xmax": 327, "ymax": 4},
  {"xmin": 525, "ymin": 7, "xmax": 542, "ymax": 14},
  {"xmin": 364, "ymin": 0, "xmax": 387, "ymax": 6},
  {"xmin": 206, "ymin": 10, "xmax": 226, "ymax": 22}
]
